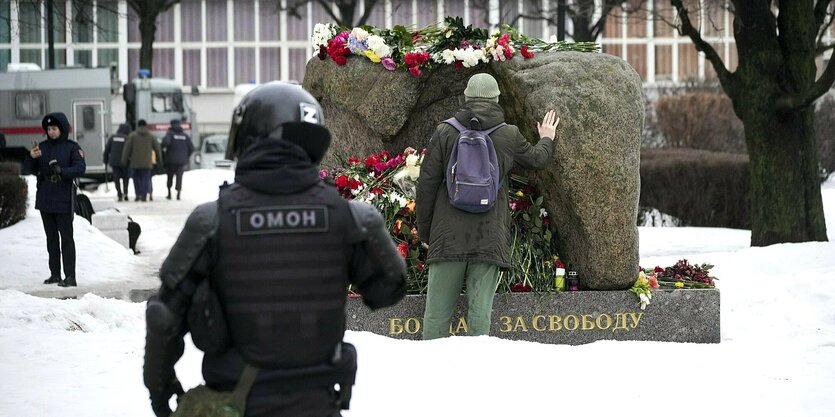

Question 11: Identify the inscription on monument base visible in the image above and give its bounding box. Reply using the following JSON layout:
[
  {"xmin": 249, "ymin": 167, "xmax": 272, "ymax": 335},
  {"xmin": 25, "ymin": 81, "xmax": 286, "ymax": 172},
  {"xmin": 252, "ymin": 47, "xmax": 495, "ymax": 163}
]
[{"xmin": 346, "ymin": 290, "xmax": 720, "ymax": 344}]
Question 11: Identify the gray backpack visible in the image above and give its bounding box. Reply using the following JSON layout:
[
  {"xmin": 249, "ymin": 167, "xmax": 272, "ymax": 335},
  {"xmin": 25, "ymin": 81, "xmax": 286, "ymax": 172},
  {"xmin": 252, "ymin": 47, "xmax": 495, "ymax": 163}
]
[{"xmin": 444, "ymin": 117, "xmax": 505, "ymax": 213}]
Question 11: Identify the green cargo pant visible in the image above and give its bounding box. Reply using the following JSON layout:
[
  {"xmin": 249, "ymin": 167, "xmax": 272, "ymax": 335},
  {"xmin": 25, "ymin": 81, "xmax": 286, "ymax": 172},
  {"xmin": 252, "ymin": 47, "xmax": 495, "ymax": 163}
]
[{"xmin": 422, "ymin": 261, "xmax": 499, "ymax": 340}]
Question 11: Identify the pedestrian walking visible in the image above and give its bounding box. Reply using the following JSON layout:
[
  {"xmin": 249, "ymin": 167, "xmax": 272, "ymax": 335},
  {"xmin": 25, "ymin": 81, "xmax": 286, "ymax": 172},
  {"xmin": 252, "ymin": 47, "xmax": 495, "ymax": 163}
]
[
  {"xmin": 161, "ymin": 119, "xmax": 194, "ymax": 200},
  {"xmin": 103, "ymin": 123, "xmax": 132, "ymax": 201},
  {"xmin": 26, "ymin": 112, "xmax": 87, "ymax": 287},
  {"xmin": 416, "ymin": 73, "xmax": 560, "ymax": 339},
  {"xmin": 143, "ymin": 82, "xmax": 406, "ymax": 417},
  {"xmin": 122, "ymin": 119, "xmax": 162, "ymax": 202}
]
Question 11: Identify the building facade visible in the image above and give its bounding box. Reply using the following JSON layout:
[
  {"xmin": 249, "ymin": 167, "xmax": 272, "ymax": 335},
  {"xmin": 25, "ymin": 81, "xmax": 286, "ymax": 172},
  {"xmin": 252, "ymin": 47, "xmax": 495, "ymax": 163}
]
[{"xmin": 1, "ymin": 0, "xmax": 832, "ymax": 131}]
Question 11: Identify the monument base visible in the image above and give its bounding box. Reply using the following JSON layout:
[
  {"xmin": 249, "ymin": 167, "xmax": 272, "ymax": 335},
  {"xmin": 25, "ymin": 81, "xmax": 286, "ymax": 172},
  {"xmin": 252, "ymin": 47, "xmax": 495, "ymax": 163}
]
[{"xmin": 346, "ymin": 289, "xmax": 720, "ymax": 344}]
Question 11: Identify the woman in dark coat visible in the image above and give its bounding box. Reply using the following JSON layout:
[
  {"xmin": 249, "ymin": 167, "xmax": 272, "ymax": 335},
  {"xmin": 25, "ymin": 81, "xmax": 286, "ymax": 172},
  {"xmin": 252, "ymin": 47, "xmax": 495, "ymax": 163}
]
[{"xmin": 27, "ymin": 112, "xmax": 87, "ymax": 287}]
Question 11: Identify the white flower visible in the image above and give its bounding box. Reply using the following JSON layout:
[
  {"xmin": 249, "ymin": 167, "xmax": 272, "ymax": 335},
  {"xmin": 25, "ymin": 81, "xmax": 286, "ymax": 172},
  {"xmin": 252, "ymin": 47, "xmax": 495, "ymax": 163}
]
[
  {"xmin": 441, "ymin": 49, "xmax": 456, "ymax": 65},
  {"xmin": 312, "ymin": 23, "xmax": 336, "ymax": 48},
  {"xmin": 639, "ymin": 293, "xmax": 650, "ymax": 310},
  {"xmin": 486, "ymin": 37, "xmax": 496, "ymax": 49},
  {"xmin": 387, "ymin": 192, "xmax": 408, "ymax": 208},
  {"xmin": 350, "ymin": 27, "xmax": 369, "ymax": 41},
  {"xmin": 405, "ymin": 153, "xmax": 420, "ymax": 167},
  {"xmin": 539, "ymin": 208, "xmax": 548, "ymax": 218},
  {"xmin": 366, "ymin": 35, "xmax": 391, "ymax": 57}
]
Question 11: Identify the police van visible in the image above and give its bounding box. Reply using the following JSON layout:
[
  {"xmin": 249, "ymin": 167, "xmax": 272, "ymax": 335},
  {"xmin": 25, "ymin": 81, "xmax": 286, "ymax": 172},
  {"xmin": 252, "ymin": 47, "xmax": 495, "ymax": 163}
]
[{"xmin": 0, "ymin": 65, "xmax": 199, "ymax": 178}]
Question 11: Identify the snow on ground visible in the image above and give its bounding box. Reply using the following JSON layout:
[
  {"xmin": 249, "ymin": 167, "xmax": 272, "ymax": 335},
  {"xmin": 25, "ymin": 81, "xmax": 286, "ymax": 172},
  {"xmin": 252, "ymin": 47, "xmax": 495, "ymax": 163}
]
[{"xmin": 0, "ymin": 171, "xmax": 834, "ymax": 416}]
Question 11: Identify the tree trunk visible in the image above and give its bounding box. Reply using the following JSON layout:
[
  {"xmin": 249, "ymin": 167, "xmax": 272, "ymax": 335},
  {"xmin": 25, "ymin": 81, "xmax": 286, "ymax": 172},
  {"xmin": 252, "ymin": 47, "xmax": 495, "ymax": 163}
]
[
  {"xmin": 138, "ymin": 14, "xmax": 157, "ymax": 74},
  {"xmin": 728, "ymin": 2, "xmax": 829, "ymax": 246},
  {"xmin": 741, "ymin": 106, "xmax": 827, "ymax": 246}
]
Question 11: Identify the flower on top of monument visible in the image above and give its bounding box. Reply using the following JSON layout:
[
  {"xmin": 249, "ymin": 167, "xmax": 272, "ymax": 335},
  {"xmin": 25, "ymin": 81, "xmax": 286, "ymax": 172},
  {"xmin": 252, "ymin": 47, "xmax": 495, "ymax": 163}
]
[{"xmin": 312, "ymin": 16, "xmax": 599, "ymax": 75}]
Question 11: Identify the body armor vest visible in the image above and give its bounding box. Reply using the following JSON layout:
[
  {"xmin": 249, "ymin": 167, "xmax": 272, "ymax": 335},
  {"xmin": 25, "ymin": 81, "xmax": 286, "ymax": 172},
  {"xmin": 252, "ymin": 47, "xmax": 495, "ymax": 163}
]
[{"xmin": 217, "ymin": 182, "xmax": 352, "ymax": 368}]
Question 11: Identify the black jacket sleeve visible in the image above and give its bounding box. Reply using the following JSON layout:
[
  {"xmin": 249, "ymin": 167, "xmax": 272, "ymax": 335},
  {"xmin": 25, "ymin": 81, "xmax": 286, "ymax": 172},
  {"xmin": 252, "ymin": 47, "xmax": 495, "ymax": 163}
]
[{"xmin": 346, "ymin": 200, "xmax": 406, "ymax": 310}]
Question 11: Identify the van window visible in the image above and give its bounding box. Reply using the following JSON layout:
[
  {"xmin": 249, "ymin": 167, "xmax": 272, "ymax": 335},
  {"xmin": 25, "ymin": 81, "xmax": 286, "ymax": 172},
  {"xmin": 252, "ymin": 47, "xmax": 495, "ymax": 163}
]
[
  {"xmin": 82, "ymin": 106, "xmax": 96, "ymax": 130},
  {"xmin": 151, "ymin": 92, "xmax": 185, "ymax": 113},
  {"xmin": 15, "ymin": 93, "xmax": 46, "ymax": 119}
]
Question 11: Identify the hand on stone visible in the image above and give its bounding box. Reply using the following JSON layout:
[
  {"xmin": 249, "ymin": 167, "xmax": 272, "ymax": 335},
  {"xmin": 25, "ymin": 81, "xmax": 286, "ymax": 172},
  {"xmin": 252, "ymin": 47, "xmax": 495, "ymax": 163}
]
[{"xmin": 537, "ymin": 110, "xmax": 559, "ymax": 140}]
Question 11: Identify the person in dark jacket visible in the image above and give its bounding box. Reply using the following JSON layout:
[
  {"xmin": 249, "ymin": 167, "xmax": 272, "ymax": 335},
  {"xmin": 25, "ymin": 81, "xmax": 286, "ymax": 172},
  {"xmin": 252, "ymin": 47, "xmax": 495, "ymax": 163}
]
[
  {"xmin": 104, "ymin": 123, "xmax": 133, "ymax": 201},
  {"xmin": 160, "ymin": 119, "xmax": 194, "ymax": 200},
  {"xmin": 416, "ymin": 73, "xmax": 559, "ymax": 340},
  {"xmin": 143, "ymin": 82, "xmax": 407, "ymax": 417},
  {"xmin": 27, "ymin": 112, "xmax": 87, "ymax": 287},
  {"xmin": 122, "ymin": 119, "xmax": 163, "ymax": 202}
]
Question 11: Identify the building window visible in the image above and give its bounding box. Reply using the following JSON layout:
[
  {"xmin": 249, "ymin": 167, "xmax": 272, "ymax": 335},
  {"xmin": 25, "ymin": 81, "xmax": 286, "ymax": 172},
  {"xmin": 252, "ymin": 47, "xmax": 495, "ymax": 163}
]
[
  {"xmin": 183, "ymin": 49, "xmax": 201, "ymax": 86},
  {"xmin": 234, "ymin": 0, "xmax": 255, "ymax": 41},
  {"xmin": 207, "ymin": 48, "xmax": 228, "ymax": 87},
  {"xmin": 235, "ymin": 48, "xmax": 255, "ymax": 84},
  {"xmin": 75, "ymin": 50, "xmax": 93, "ymax": 67},
  {"xmin": 15, "ymin": 93, "xmax": 46, "ymax": 120},
  {"xmin": 181, "ymin": 0, "xmax": 202, "ymax": 42},
  {"xmin": 98, "ymin": 48, "xmax": 119, "ymax": 71},
  {"xmin": 288, "ymin": 48, "xmax": 307, "ymax": 83},
  {"xmin": 260, "ymin": 47, "xmax": 280, "ymax": 82},
  {"xmin": 72, "ymin": 2, "xmax": 94, "ymax": 43},
  {"xmin": 97, "ymin": 1, "xmax": 120, "ymax": 43},
  {"xmin": 207, "ymin": 0, "xmax": 227, "ymax": 42},
  {"xmin": 260, "ymin": 6, "xmax": 280, "ymax": 41}
]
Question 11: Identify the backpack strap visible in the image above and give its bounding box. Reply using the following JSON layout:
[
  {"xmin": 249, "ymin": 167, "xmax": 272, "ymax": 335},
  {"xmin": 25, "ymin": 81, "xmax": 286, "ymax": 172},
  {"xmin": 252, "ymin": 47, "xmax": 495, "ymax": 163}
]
[
  {"xmin": 444, "ymin": 118, "xmax": 506, "ymax": 134},
  {"xmin": 444, "ymin": 117, "xmax": 467, "ymax": 132}
]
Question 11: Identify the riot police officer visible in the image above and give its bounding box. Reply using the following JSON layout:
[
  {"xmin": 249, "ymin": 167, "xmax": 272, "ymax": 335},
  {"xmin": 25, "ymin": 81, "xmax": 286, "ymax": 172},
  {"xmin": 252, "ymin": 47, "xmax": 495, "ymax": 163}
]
[
  {"xmin": 143, "ymin": 82, "xmax": 407, "ymax": 417},
  {"xmin": 27, "ymin": 112, "xmax": 87, "ymax": 287}
]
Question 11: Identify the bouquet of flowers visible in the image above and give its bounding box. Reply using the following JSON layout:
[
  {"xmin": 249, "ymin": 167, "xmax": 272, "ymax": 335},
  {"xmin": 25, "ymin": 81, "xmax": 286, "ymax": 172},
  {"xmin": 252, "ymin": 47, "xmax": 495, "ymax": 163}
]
[
  {"xmin": 326, "ymin": 152, "xmax": 563, "ymax": 295},
  {"xmin": 646, "ymin": 259, "xmax": 717, "ymax": 289},
  {"xmin": 325, "ymin": 147, "xmax": 429, "ymax": 294},
  {"xmin": 502, "ymin": 174, "xmax": 563, "ymax": 293},
  {"xmin": 312, "ymin": 16, "xmax": 600, "ymax": 76}
]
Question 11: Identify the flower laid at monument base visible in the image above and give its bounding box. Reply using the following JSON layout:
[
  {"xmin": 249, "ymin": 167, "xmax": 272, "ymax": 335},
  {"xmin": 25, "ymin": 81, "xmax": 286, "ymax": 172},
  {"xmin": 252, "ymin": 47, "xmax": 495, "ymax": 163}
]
[
  {"xmin": 324, "ymin": 148, "xmax": 720, "ymax": 344},
  {"xmin": 307, "ymin": 17, "xmax": 719, "ymax": 343}
]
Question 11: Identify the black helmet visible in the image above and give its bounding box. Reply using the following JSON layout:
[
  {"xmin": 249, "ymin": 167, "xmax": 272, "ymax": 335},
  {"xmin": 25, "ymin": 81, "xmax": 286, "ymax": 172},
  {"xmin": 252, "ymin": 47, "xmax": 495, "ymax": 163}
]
[{"xmin": 225, "ymin": 81, "xmax": 331, "ymax": 162}]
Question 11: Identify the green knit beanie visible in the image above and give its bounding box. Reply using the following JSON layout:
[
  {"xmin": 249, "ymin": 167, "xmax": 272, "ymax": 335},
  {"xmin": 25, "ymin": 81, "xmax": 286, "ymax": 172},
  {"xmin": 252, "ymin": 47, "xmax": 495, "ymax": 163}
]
[{"xmin": 464, "ymin": 73, "xmax": 500, "ymax": 102}]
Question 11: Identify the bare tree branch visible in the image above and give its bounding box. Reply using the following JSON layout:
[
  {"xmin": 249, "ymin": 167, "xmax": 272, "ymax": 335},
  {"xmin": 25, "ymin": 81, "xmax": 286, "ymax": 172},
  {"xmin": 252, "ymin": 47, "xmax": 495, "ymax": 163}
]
[
  {"xmin": 671, "ymin": 0, "xmax": 735, "ymax": 91},
  {"xmin": 775, "ymin": 50, "xmax": 835, "ymax": 111}
]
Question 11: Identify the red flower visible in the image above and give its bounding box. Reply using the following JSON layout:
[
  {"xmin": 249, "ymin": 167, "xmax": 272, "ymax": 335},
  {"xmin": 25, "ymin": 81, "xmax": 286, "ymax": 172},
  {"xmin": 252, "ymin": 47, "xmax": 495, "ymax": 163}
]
[
  {"xmin": 333, "ymin": 55, "xmax": 347, "ymax": 66},
  {"xmin": 648, "ymin": 276, "xmax": 660, "ymax": 289},
  {"xmin": 654, "ymin": 266, "xmax": 664, "ymax": 273},
  {"xmin": 364, "ymin": 154, "xmax": 380, "ymax": 167},
  {"xmin": 453, "ymin": 60, "xmax": 464, "ymax": 68},
  {"xmin": 317, "ymin": 45, "xmax": 328, "ymax": 60},
  {"xmin": 348, "ymin": 179, "xmax": 363, "ymax": 190},
  {"xmin": 520, "ymin": 45, "xmax": 535, "ymax": 59},
  {"xmin": 542, "ymin": 216, "xmax": 551, "ymax": 225},
  {"xmin": 498, "ymin": 33, "xmax": 511, "ymax": 46},
  {"xmin": 510, "ymin": 282, "xmax": 532, "ymax": 292},
  {"xmin": 411, "ymin": 32, "xmax": 422, "ymax": 43},
  {"xmin": 408, "ymin": 66, "xmax": 422, "ymax": 77},
  {"xmin": 397, "ymin": 242, "xmax": 409, "ymax": 259},
  {"xmin": 335, "ymin": 175, "xmax": 349, "ymax": 188},
  {"xmin": 374, "ymin": 161, "xmax": 388, "ymax": 173},
  {"xmin": 380, "ymin": 151, "xmax": 391, "ymax": 160},
  {"xmin": 503, "ymin": 46, "xmax": 514, "ymax": 60},
  {"xmin": 347, "ymin": 157, "xmax": 361, "ymax": 166},
  {"xmin": 371, "ymin": 186, "xmax": 385, "ymax": 195},
  {"xmin": 417, "ymin": 262, "xmax": 425, "ymax": 271},
  {"xmin": 555, "ymin": 259, "xmax": 565, "ymax": 269}
]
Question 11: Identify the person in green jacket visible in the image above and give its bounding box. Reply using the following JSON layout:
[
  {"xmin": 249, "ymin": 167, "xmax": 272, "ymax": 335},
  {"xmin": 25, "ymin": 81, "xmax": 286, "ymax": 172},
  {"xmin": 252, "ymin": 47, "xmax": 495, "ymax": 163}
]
[
  {"xmin": 416, "ymin": 73, "xmax": 560, "ymax": 340},
  {"xmin": 122, "ymin": 119, "xmax": 163, "ymax": 202}
]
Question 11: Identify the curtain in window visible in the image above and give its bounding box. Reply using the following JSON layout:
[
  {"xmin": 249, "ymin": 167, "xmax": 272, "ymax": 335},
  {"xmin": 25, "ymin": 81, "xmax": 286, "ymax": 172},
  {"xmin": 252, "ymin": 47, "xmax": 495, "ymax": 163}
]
[
  {"xmin": 181, "ymin": 0, "xmax": 202, "ymax": 42},
  {"xmin": 234, "ymin": 0, "xmax": 255, "ymax": 41},
  {"xmin": 207, "ymin": 47, "xmax": 228, "ymax": 87}
]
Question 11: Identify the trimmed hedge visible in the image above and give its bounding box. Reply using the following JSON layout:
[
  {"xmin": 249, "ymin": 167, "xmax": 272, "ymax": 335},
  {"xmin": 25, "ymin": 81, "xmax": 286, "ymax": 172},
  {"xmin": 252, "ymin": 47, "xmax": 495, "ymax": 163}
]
[
  {"xmin": 640, "ymin": 148, "xmax": 750, "ymax": 229},
  {"xmin": 655, "ymin": 92, "xmax": 746, "ymax": 153},
  {"xmin": 0, "ymin": 162, "xmax": 28, "ymax": 229}
]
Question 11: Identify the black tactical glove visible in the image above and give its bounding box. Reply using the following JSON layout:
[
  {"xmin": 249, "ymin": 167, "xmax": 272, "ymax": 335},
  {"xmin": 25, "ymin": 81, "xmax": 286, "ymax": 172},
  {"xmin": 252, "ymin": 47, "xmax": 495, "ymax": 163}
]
[
  {"xmin": 48, "ymin": 159, "xmax": 62, "ymax": 176},
  {"xmin": 149, "ymin": 377, "xmax": 184, "ymax": 417}
]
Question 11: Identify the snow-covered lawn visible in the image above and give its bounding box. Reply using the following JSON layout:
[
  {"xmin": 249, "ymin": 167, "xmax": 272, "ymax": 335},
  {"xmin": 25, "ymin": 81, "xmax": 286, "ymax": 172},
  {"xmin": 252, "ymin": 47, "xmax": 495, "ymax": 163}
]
[{"xmin": 1, "ymin": 171, "xmax": 834, "ymax": 417}]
